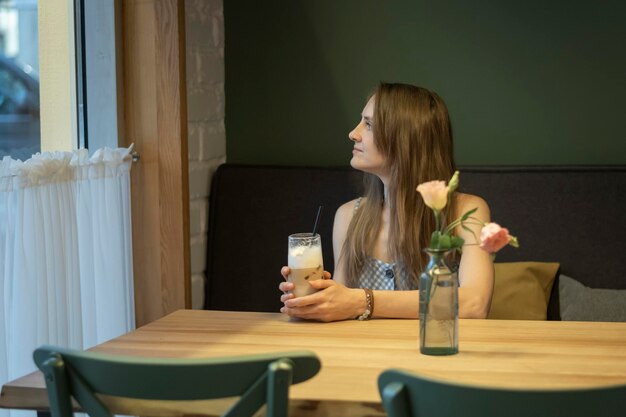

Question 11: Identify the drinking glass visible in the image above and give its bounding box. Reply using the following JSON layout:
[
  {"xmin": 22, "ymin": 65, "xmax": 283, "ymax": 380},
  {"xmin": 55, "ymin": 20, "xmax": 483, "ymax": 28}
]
[{"xmin": 287, "ymin": 233, "xmax": 324, "ymax": 298}]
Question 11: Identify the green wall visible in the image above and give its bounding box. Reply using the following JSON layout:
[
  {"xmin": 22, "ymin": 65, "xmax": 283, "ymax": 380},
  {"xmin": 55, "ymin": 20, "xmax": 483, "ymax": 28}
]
[{"xmin": 224, "ymin": 1, "xmax": 626, "ymax": 166}]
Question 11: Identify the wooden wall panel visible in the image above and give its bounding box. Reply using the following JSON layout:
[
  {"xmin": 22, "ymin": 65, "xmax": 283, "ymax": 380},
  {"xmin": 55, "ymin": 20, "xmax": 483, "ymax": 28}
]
[
  {"xmin": 155, "ymin": 0, "xmax": 191, "ymax": 317},
  {"xmin": 120, "ymin": 0, "xmax": 190, "ymax": 327}
]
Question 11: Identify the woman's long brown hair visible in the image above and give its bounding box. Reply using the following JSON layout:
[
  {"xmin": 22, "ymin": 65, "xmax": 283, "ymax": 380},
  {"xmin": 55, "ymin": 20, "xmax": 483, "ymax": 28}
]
[{"xmin": 341, "ymin": 83, "xmax": 456, "ymax": 289}]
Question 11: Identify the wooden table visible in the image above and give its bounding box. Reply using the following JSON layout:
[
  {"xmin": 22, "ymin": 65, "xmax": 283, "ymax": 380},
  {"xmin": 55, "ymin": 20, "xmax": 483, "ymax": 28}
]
[{"xmin": 2, "ymin": 310, "xmax": 626, "ymax": 416}]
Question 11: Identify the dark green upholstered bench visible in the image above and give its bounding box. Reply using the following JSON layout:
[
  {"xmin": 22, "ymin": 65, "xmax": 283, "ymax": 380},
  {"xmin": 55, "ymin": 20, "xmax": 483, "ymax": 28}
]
[{"xmin": 206, "ymin": 164, "xmax": 626, "ymax": 320}]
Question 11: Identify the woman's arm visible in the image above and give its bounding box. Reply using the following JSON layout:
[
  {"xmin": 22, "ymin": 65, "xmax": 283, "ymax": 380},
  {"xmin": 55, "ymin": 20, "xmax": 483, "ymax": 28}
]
[
  {"xmin": 330, "ymin": 199, "xmax": 357, "ymax": 285},
  {"xmin": 454, "ymin": 193, "xmax": 494, "ymax": 318}
]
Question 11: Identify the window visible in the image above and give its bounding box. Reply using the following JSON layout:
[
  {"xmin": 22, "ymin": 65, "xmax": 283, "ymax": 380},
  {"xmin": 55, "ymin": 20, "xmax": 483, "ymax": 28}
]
[
  {"xmin": 75, "ymin": 0, "xmax": 120, "ymax": 152},
  {"xmin": 0, "ymin": 0, "xmax": 40, "ymax": 161}
]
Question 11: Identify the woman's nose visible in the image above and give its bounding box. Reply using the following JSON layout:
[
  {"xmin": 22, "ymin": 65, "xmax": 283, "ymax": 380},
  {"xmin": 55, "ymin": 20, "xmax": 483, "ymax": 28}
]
[{"xmin": 349, "ymin": 125, "xmax": 361, "ymax": 142}]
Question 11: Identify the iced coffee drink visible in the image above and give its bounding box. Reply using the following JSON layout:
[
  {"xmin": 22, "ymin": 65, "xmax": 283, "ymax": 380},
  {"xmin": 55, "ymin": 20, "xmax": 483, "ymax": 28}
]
[{"xmin": 288, "ymin": 233, "xmax": 324, "ymax": 298}]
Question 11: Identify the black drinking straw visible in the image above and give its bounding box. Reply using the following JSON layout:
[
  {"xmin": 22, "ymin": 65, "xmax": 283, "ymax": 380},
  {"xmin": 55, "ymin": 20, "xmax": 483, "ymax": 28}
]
[{"xmin": 312, "ymin": 205, "xmax": 323, "ymax": 236}]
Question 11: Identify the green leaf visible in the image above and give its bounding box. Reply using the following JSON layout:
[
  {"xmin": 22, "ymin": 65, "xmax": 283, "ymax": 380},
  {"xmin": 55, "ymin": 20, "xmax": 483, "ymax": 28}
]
[
  {"xmin": 461, "ymin": 207, "xmax": 478, "ymax": 221},
  {"xmin": 451, "ymin": 235, "xmax": 465, "ymax": 249},
  {"xmin": 430, "ymin": 231, "xmax": 440, "ymax": 248},
  {"xmin": 439, "ymin": 234, "xmax": 451, "ymax": 249}
]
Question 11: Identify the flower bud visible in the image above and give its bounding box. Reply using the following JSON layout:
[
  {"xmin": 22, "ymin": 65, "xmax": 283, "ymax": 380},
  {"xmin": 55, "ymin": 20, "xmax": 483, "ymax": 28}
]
[{"xmin": 447, "ymin": 170, "xmax": 460, "ymax": 195}]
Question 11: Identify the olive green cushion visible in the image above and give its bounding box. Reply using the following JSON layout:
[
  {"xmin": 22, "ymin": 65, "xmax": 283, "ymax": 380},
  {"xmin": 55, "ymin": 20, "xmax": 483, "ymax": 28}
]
[{"xmin": 488, "ymin": 262, "xmax": 560, "ymax": 320}]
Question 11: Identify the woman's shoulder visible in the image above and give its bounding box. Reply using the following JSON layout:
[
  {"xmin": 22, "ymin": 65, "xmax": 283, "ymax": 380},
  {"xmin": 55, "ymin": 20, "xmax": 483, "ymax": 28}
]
[
  {"xmin": 336, "ymin": 197, "xmax": 363, "ymax": 218},
  {"xmin": 333, "ymin": 198, "xmax": 363, "ymax": 242},
  {"xmin": 453, "ymin": 192, "xmax": 490, "ymax": 219}
]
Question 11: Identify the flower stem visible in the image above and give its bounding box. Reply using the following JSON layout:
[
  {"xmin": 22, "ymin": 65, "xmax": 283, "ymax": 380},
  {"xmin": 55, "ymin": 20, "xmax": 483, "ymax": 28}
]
[{"xmin": 443, "ymin": 217, "xmax": 484, "ymax": 234}]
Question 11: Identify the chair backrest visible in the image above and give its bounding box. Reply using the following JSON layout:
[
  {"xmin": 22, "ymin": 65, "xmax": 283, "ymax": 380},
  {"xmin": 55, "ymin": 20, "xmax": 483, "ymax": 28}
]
[
  {"xmin": 378, "ymin": 369, "xmax": 626, "ymax": 417},
  {"xmin": 34, "ymin": 345, "xmax": 321, "ymax": 417}
]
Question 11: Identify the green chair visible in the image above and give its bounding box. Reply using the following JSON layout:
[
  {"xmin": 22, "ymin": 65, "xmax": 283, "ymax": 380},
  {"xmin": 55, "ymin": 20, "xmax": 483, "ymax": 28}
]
[
  {"xmin": 33, "ymin": 345, "xmax": 321, "ymax": 417},
  {"xmin": 378, "ymin": 369, "xmax": 626, "ymax": 417}
]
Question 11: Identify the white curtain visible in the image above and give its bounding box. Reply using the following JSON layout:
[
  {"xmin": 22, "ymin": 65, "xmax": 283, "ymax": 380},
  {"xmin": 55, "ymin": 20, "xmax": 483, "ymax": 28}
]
[{"xmin": 0, "ymin": 148, "xmax": 135, "ymax": 417}]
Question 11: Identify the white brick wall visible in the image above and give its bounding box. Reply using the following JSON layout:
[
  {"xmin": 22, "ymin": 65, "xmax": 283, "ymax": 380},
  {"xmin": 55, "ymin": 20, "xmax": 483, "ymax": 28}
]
[{"xmin": 186, "ymin": 0, "xmax": 225, "ymax": 309}]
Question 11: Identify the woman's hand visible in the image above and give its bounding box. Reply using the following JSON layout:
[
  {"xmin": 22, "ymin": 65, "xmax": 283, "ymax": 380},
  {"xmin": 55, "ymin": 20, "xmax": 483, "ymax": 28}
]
[
  {"xmin": 279, "ymin": 267, "xmax": 365, "ymax": 322},
  {"xmin": 279, "ymin": 266, "xmax": 331, "ymax": 302}
]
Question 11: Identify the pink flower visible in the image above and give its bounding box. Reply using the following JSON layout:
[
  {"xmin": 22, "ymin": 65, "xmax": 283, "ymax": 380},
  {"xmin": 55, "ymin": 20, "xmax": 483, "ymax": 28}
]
[
  {"xmin": 479, "ymin": 222, "xmax": 514, "ymax": 253},
  {"xmin": 416, "ymin": 180, "xmax": 449, "ymax": 211}
]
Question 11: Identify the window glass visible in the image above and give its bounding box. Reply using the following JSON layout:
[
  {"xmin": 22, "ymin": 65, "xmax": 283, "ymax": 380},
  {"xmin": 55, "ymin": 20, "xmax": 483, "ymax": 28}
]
[{"xmin": 0, "ymin": 0, "xmax": 40, "ymax": 161}]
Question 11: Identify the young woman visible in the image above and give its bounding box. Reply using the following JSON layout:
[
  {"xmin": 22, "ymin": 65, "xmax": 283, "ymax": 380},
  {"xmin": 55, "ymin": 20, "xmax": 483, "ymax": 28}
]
[{"xmin": 279, "ymin": 83, "xmax": 494, "ymax": 321}]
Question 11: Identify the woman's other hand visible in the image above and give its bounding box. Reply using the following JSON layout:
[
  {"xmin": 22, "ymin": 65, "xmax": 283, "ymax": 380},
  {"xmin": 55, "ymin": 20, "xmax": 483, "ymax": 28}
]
[
  {"xmin": 278, "ymin": 266, "xmax": 331, "ymax": 303},
  {"xmin": 279, "ymin": 266, "xmax": 294, "ymax": 297},
  {"xmin": 280, "ymin": 278, "xmax": 365, "ymax": 322}
]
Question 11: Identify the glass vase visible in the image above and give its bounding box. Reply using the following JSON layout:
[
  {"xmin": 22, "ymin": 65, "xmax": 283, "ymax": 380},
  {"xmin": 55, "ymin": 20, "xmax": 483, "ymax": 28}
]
[{"xmin": 419, "ymin": 248, "xmax": 458, "ymax": 355}]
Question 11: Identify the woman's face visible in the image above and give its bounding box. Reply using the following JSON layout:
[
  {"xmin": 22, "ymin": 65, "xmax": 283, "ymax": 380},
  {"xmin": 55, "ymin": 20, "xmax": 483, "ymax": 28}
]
[{"xmin": 348, "ymin": 96, "xmax": 386, "ymax": 176}]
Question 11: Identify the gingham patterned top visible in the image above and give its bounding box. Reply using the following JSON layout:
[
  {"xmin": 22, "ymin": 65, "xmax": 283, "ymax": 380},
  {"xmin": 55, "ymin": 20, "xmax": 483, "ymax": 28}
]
[
  {"xmin": 359, "ymin": 258, "xmax": 398, "ymax": 290},
  {"xmin": 353, "ymin": 197, "xmax": 401, "ymax": 290}
]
